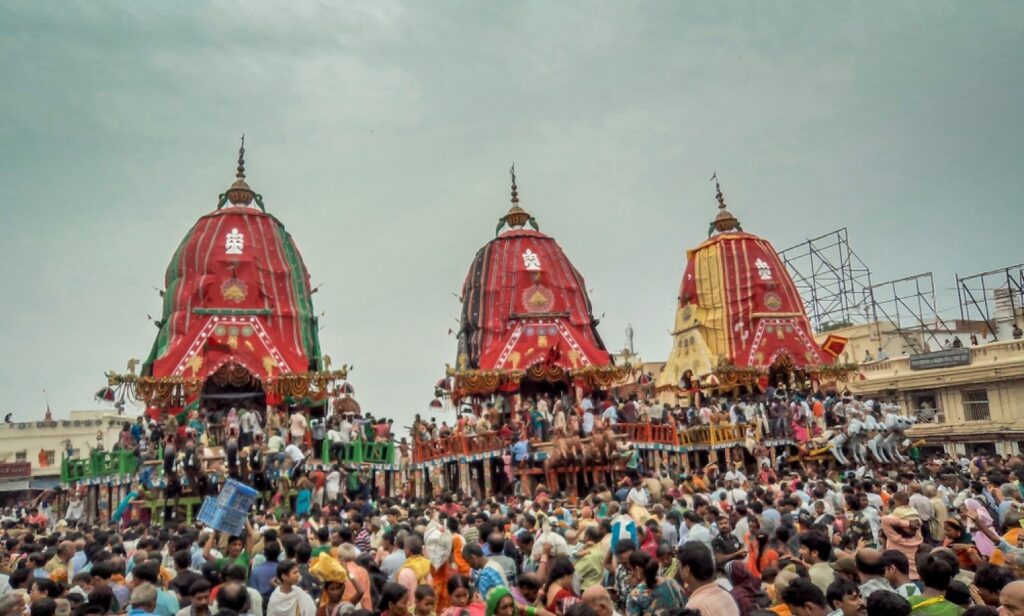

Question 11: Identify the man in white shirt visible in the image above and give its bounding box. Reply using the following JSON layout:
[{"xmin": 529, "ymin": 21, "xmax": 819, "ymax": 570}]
[
  {"xmin": 284, "ymin": 443, "xmax": 309, "ymax": 480},
  {"xmin": 857, "ymin": 493, "xmax": 882, "ymax": 542},
  {"xmin": 581, "ymin": 396, "xmax": 595, "ymax": 413},
  {"xmin": 680, "ymin": 511, "xmax": 713, "ymax": 548},
  {"xmin": 724, "ymin": 466, "xmax": 747, "ymax": 484},
  {"xmin": 864, "ymin": 486, "xmax": 883, "ymax": 511},
  {"xmin": 661, "ymin": 511, "xmax": 680, "ymax": 546},
  {"xmin": 380, "ymin": 531, "xmax": 408, "ymax": 581},
  {"xmin": 325, "ymin": 466, "xmax": 341, "ymax": 502},
  {"xmin": 338, "ymin": 416, "xmax": 354, "ymax": 443},
  {"xmin": 677, "ymin": 515, "xmax": 690, "ymax": 546},
  {"xmin": 288, "ymin": 412, "xmax": 308, "ymax": 444},
  {"xmin": 326, "ymin": 426, "xmax": 347, "ymax": 461},
  {"xmin": 552, "ymin": 404, "xmax": 567, "ymax": 434},
  {"xmin": 648, "ymin": 402, "xmax": 664, "ymax": 423},
  {"xmin": 537, "ymin": 398, "xmax": 550, "ymax": 423},
  {"xmin": 601, "ymin": 404, "xmax": 618, "ymax": 426},
  {"xmin": 239, "ymin": 409, "xmax": 261, "ymax": 447},
  {"xmin": 582, "ymin": 410, "xmax": 595, "ymax": 435},
  {"xmin": 626, "ymin": 484, "xmax": 649, "ymax": 508},
  {"xmin": 726, "ymin": 481, "xmax": 748, "ymax": 506}
]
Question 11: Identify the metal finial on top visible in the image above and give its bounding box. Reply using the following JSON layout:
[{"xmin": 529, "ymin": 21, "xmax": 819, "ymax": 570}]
[
  {"xmin": 710, "ymin": 172, "xmax": 726, "ymax": 209},
  {"xmin": 495, "ymin": 163, "xmax": 538, "ymax": 235},
  {"xmin": 510, "ymin": 163, "xmax": 519, "ymax": 205},
  {"xmin": 236, "ymin": 135, "xmax": 246, "ymax": 180},
  {"xmin": 222, "ymin": 135, "xmax": 255, "ymax": 208},
  {"xmin": 707, "ymin": 172, "xmax": 741, "ymax": 236}
]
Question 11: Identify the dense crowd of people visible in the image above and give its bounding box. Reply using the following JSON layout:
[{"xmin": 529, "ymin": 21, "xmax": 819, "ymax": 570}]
[
  {"xmin": 8, "ymin": 443, "xmax": 1024, "ymax": 616},
  {"xmin": 10, "ymin": 388, "xmax": 1024, "ymax": 616},
  {"xmin": 76, "ymin": 385, "xmax": 936, "ymax": 506}
]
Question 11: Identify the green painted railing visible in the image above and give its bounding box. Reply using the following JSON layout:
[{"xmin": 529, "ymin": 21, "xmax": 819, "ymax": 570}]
[
  {"xmin": 320, "ymin": 438, "xmax": 395, "ymax": 465},
  {"xmin": 61, "ymin": 449, "xmax": 139, "ymax": 484},
  {"xmin": 63, "ymin": 438, "xmax": 396, "ymax": 485}
]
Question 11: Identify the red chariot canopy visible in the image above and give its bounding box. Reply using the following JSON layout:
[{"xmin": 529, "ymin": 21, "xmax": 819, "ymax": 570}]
[
  {"xmin": 678, "ymin": 231, "xmax": 833, "ymax": 370},
  {"xmin": 454, "ymin": 176, "xmax": 617, "ymax": 394},
  {"xmin": 141, "ymin": 146, "xmax": 325, "ymax": 399}
]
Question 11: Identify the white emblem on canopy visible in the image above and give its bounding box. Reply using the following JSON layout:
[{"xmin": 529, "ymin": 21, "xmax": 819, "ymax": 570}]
[
  {"xmin": 522, "ymin": 249, "xmax": 542, "ymax": 271},
  {"xmin": 754, "ymin": 258, "xmax": 772, "ymax": 281},
  {"xmin": 225, "ymin": 228, "xmax": 245, "ymax": 255}
]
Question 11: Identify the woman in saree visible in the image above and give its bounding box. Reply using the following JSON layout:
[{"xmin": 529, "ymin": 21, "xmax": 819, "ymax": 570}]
[
  {"xmin": 624, "ymin": 550, "xmax": 685, "ymax": 616},
  {"xmin": 440, "ymin": 574, "xmax": 485, "ymax": 616}
]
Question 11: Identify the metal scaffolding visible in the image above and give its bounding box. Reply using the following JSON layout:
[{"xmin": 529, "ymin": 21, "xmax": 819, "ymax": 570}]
[
  {"xmin": 779, "ymin": 228, "xmax": 953, "ymax": 353},
  {"xmin": 956, "ymin": 264, "xmax": 1024, "ymax": 339},
  {"xmin": 778, "ymin": 228, "xmax": 876, "ymax": 331},
  {"xmin": 778, "ymin": 226, "xmax": 876, "ymax": 331},
  {"xmin": 869, "ymin": 272, "xmax": 952, "ymax": 353}
]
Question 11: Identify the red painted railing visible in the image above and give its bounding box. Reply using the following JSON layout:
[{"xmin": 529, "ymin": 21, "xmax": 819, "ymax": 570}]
[
  {"xmin": 414, "ymin": 436, "xmax": 460, "ymax": 464},
  {"xmin": 621, "ymin": 423, "xmax": 651, "ymax": 442},
  {"xmin": 413, "ymin": 432, "xmax": 508, "ymax": 464},
  {"xmin": 649, "ymin": 424, "xmax": 679, "ymax": 444},
  {"xmin": 615, "ymin": 422, "xmax": 681, "ymax": 445},
  {"xmin": 464, "ymin": 433, "xmax": 504, "ymax": 456},
  {"xmin": 410, "ymin": 422, "xmax": 749, "ymax": 465}
]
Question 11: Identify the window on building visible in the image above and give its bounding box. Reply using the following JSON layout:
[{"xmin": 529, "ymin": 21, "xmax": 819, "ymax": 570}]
[
  {"xmin": 44, "ymin": 450, "xmax": 55, "ymax": 466},
  {"xmin": 962, "ymin": 389, "xmax": 991, "ymax": 422},
  {"xmin": 968, "ymin": 442, "xmax": 996, "ymax": 456},
  {"xmin": 911, "ymin": 392, "xmax": 944, "ymax": 423},
  {"xmin": 14, "ymin": 451, "xmax": 26, "ymax": 462}
]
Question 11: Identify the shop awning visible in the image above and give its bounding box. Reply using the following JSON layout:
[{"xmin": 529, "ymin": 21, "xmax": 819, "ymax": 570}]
[
  {"xmin": 29, "ymin": 477, "xmax": 61, "ymax": 490},
  {"xmin": 0, "ymin": 480, "xmax": 31, "ymax": 492}
]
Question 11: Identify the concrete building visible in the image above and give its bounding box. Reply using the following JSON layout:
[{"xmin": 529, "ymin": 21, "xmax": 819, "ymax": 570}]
[
  {"xmin": 0, "ymin": 410, "xmax": 127, "ymax": 496},
  {"xmin": 824, "ymin": 321, "xmax": 919, "ymax": 364},
  {"xmin": 608, "ymin": 347, "xmax": 665, "ymax": 399},
  {"xmin": 824, "ymin": 314, "xmax": 1024, "ymax": 457}
]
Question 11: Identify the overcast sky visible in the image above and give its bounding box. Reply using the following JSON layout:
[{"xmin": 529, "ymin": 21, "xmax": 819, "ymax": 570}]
[{"xmin": 1, "ymin": 2, "xmax": 1022, "ymax": 425}]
